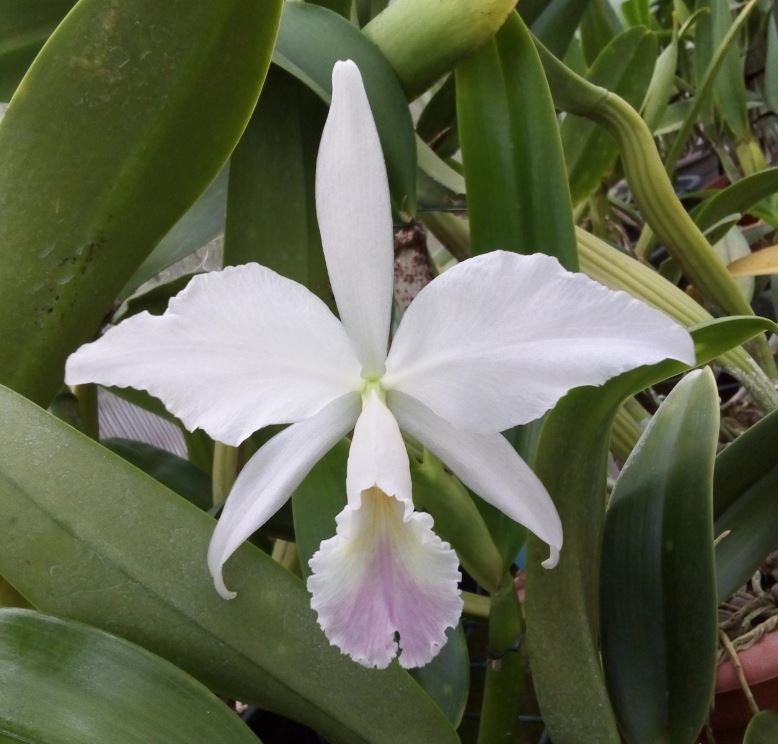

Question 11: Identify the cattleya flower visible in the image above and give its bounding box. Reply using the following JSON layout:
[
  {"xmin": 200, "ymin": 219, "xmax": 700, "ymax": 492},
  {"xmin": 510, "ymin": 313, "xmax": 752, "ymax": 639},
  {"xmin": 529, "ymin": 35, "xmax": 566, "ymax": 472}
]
[{"xmin": 66, "ymin": 60, "xmax": 694, "ymax": 669}]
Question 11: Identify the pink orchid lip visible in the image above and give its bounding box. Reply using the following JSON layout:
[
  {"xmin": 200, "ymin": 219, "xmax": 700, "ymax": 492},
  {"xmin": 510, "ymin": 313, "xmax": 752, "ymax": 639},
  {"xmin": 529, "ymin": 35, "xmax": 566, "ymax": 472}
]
[{"xmin": 308, "ymin": 487, "xmax": 463, "ymax": 670}]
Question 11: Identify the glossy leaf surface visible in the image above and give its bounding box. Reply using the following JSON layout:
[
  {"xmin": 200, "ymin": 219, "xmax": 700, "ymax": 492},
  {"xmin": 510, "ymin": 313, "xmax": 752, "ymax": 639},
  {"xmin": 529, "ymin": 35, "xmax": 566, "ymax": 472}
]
[
  {"xmin": 224, "ymin": 67, "xmax": 329, "ymax": 303},
  {"xmin": 0, "ymin": 385, "xmax": 458, "ymax": 744},
  {"xmin": 456, "ymin": 11, "xmax": 577, "ymax": 269},
  {"xmin": 0, "ymin": 608, "xmax": 259, "ymax": 744},
  {"xmin": 0, "ymin": 0, "xmax": 282, "ymax": 406},
  {"xmin": 561, "ymin": 26, "xmax": 658, "ymax": 205},
  {"xmin": 0, "ymin": 0, "xmax": 75, "ymax": 98},
  {"xmin": 601, "ymin": 369, "xmax": 719, "ymax": 743},
  {"xmin": 714, "ymin": 407, "xmax": 778, "ymax": 600},
  {"xmin": 525, "ymin": 317, "xmax": 773, "ymax": 743},
  {"xmin": 274, "ymin": 2, "xmax": 416, "ymax": 212}
]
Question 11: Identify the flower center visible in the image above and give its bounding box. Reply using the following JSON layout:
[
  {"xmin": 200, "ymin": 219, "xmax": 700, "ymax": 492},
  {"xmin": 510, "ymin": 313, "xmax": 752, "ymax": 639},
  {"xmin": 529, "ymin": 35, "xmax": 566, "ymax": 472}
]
[{"xmin": 360, "ymin": 377, "xmax": 386, "ymax": 405}]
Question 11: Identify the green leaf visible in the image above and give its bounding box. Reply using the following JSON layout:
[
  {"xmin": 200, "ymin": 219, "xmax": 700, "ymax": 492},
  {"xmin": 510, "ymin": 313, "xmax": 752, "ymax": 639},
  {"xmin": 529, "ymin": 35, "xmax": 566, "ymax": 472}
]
[
  {"xmin": 601, "ymin": 369, "xmax": 719, "ymax": 743},
  {"xmin": 524, "ymin": 318, "xmax": 772, "ymax": 743},
  {"xmin": 409, "ymin": 625, "xmax": 470, "ymax": 728},
  {"xmin": 0, "ymin": 608, "xmax": 260, "ymax": 744},
  {"xmin": 416, "ymin": 75, "xmax": 458, "ymax": 158},
  {"xmin": 120, "ymin": 168, "xmax": 229, "ymax": 300},
  {"xmin": 694, "ymin": 0, "xmax": 750, "ymax": 140},
  {"xmin": 291, "ymin": 440, "xmax": 348, "ymax": 580},
  {"xmin": 714, "ymin": 406, "xmax": 778, "ymax": 600},
  {"xmin": 291, "ymin": 441, "xmax": 470, "ymax": 728},
  {"xmin": 766, "ymin": 9, "xmax": 778, "ymax": 115},
  {"xmin": 0, "ymin": 0, "xmax": 75, "ymax": 99},
  {"xmin": 121, "ymin": 274, "xmax": 196, "ymax": 319},
  {"xmin": 561, "ymin": 26, "xmax": 658, "ymax": 205},
  {"xmin": 102, "ymin": 438, "xmax": 212, "ymax": 511},
  {"xmin": 692, "ymin": 168, "xmax": 778, "ymax": 239},
  {"xmin": 0, "ymin": 0, "xmax": 282, "ymax": 406},
  {"xmin": 621, "ymin": 0, "xmax": 652, "ymax": 27},
  {"xmin": 521, "ymin": 0, "xmax": 594, "ymax": 58},
  {"xmin": 580, "ymin": 0, "xmax": 623, "ymax": 64},
  {"xmin": 0, "ymin": 385, "xmax": 459, "ymax": 744},
  {"xmin": 224, "ymin": 67, "xmax": 328, "ymax": 305},
  {"xmin": 456, "ymin": 11, "xmax": 577, "ymax": 269},
  {"xmin": 641, "ymin": 29, "xmax": 679, "ymax": 132},
  {"xmin": 744, "ymin": 711, "xmax": 778, "ymax": 744},
  {"xmin": 307, "ymin": 0, "xmax": 352, "ymax": 18},
  {"xmin": 274, "ymin": 2, "xmax": 416, "ymax": 213}
]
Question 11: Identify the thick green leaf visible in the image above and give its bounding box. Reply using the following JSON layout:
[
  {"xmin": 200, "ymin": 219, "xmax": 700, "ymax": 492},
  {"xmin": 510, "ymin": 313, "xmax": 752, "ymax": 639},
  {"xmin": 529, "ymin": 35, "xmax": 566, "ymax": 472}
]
[
  {"xmin": 121, "ymin": 274, "xmax": 196, "ymax": 319},
  {"xmin": 521, "ymin": 0, "xmax": 594, "ymax": 58},
  {"xmin": 0, "ymin": 0, "xmax": 282, "ymax": 406},
  {"xmin": 291, "ymin": 440, "xmax": 348, "ymax": 580},
  {"xmin": 120, "ymin": 168, "xmax": 229, "ymax": 299},
  {"xmin": 456, "ymin": 11, "xmax": 577, "ymax": 269},
  {"xmin": 766, "ymin": 9, "xmax": 778, "ymax": 115},
  {"xmin": 692, "ymin": 168, "xmax": 778, "ymax": 238},
  {"xmin": 0, "ymin": 385, "xmax": 458, "ymax": 744},
  {"xmin": 714, "ymin": 406, "xmax": 778, "ymax": 600},
  {"xmin": 744, "ymin": 711, "xmax": 778, "ymax": 743},
  {"xmin": 224, "ymin": 67, "xmax": 329, "ymax": 304},
  {"xmin": 274, "ymin": 2, "xmax": 416, "ymax": 212},
  {"xmin": 308, "ymin": 0, "xmax": 352, "ymax": 17},
  {"xmin": 102, "ymin": 438, "xmax": 212, "ymax": 511},
  {"xmin": 291, "ymin": 441, "xmax": 470, "ymax": 728},
  {"xmin": 524, "ymin": 317, "xmax": 773, "ymax": 743},
  {"xmin": 416, "ymin": 75, "xmax": 458, "ymax": 157},
  {"xmin": 642, "ymin": 29, "xmax": 679, "ymax": 132},
  {"xmin": 561, "ymin": 26, "xmax": 658, "ymax": 205},
  {"xmin": 580, "ymin": 0, "xmax": 622, "ymax": 64},
  {"xmin": 0, "ymin": 0, "xmax": 75, "ymax": 99},
  {"xmin": 0, "ymin": 608, "xmax": 259, "ymax": 744},
  {"xmin": 601, "ymin": 369, "xmax": 719, "ymax": 743},
  {"xmin": 695, "ymin": 0, "xmax": 750, "ymax": 140},
  {"xmin": 408, "ymin": 626, "xmax": 470, "ymax": 729}
]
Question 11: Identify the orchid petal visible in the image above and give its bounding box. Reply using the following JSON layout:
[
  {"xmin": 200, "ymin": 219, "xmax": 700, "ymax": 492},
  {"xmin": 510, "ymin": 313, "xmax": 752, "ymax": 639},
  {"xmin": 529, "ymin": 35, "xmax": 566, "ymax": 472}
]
[
  {"xmin": 66, "ymin": 264, "xmax": 362, "ymax": 445},
  {"xmin": 315, "ymin": 59, "xmax": 394, "ymax": 377},
  {"xmin": 308, "ymin": 487, "xmax": 462, "ymax": 669},
  {"xmin": 388, "ymin": 390, "xmax": 563, "ymax": 568},
  {"xmin": 384, "ymin": 251, "xmax": 695, "ymax": 434},
  {"xmin": 346, "ymin": 388, "xmax": 412, "ymax": 512},
  {"xmin": 208, "ymin": 393, "xmax": 360, "ymax": 599}
]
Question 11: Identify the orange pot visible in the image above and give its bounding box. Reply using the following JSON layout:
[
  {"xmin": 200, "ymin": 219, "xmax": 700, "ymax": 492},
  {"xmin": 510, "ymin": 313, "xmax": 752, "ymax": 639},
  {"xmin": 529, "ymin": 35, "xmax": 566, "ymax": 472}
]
[{"xmin": 710, "ymin": 631, "xmax": 778, "ymax": 743}]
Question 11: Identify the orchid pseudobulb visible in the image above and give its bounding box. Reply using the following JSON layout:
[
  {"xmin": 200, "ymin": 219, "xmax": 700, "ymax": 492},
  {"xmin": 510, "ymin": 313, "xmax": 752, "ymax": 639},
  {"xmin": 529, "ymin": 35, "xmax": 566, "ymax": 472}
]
[{"xmin": 66, "ymin": 60, "xmax": 695, "ymax": 669}]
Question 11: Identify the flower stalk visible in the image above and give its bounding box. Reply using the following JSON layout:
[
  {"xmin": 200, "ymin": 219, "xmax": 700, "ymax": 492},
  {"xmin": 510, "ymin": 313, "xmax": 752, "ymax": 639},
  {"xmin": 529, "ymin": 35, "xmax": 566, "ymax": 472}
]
[{"xmin": 478, "ymin": 575, "xmax": 525, "ymax": 744}]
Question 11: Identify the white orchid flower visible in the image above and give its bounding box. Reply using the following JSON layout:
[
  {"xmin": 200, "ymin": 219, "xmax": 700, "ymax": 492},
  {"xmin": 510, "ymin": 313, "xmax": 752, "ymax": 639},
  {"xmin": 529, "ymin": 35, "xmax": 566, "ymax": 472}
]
[{"xmin": 66, "ymin": 59, "xmax": 694, "ymax": 670}]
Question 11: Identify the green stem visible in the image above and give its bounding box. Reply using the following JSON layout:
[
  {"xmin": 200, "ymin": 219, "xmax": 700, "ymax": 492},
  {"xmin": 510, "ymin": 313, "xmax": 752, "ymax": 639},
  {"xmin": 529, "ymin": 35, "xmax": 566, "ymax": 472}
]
[
  {"xmin": 478, "ymin": 575, "xmax": 525, "ymax": 744},
  {"xmin": 74, "ymin": 383, "xmax": 99, "ymax": 440},
  {"xmin": 212, "ymin": 443, "xmax": 239, "ymax": 508},
  {"xmin": 463, "ymin": 591, "xmax": 491, "ymax": 619}
]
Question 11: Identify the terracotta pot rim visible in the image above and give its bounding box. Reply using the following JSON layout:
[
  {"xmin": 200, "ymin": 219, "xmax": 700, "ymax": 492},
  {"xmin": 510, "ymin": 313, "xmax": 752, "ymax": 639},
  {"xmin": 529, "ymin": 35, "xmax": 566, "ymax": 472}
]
[{"xmin": 716, "ymin": 628, "xmax": 778, "ymax": 693}]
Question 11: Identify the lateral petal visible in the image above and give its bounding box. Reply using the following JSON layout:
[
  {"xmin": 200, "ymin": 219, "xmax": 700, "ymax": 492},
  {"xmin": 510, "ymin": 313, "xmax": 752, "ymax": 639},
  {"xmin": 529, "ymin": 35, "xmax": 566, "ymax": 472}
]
[
  {"xmin": 389, "ymin": 390, "xmax": 563, "ymax": 569},
  {"xmin": 66, "ymin": 264, "xmax": 362, "ymax": 445},
  {"xmin": 207, "ymin": 392, "xmax": 360, "ymax": 599},
  {"xmin": 308, "ymin": 487, "xmax": 462, "ymax": 669},
  {"xmin": 315, "ymin": 60, "xmax": 394, "ymax": 377},
  {"xmin": 384, "ymin": 251, "xmax": 695, "ymax": 433}
]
